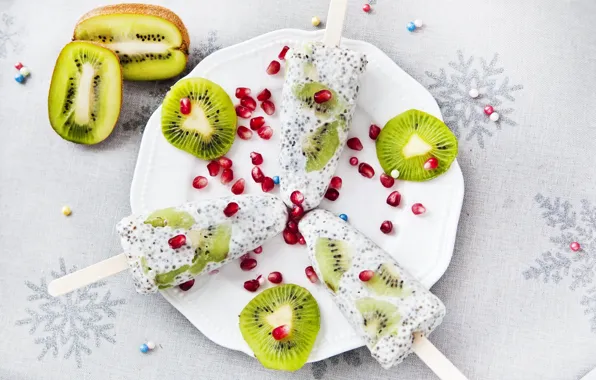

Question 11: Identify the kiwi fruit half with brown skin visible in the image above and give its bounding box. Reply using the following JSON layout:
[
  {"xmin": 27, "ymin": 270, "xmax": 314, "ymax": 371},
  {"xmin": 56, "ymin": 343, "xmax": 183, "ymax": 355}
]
[
  {"xmin": 73, "ymin": 4, "xmax": 189, "ymax": 81},
  {"xmin": 48, "ymin": 41, "xmax": 122, "ymax": 144}
]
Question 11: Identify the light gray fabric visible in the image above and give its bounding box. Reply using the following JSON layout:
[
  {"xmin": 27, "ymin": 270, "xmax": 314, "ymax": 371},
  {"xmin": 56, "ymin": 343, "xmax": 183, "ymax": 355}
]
[{"xmin": 1, "ymin": 0, "xmax": 596, "ymax": 379}]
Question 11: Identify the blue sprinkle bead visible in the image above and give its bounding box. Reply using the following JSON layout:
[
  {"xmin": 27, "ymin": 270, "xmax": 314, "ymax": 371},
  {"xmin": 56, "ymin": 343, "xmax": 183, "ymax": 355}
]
[
  {"xmin": 273, "ymin": 176, "xmax": 280, "ymax": 185},
  {"xmin": 339, "ymin": 214, "xmax": 348, "ymax": 221},
  {"xmin": 140, "ymin": 343, "xmax": 149, "ymax": 353},
  {"xmin": 407, "ymin": 22, "xmax": 417, "ymax": 32},
  {"xmin": 14, "ymin": 73, "xmax": 24, "ymax": 83}
]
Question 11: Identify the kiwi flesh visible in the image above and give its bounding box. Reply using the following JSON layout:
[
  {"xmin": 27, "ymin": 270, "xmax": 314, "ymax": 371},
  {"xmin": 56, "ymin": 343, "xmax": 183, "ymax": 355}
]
[
  {"xmin": 188, "ymin": 224, "xmax": 232, "ymax": 274},
  {"xmin": 239, "ymin": 284, "xmax": 320, "ymax": 371},
  {"xmin": 355, "ymin": 298, "xmax": 401, "ymax": 345},
  {"xmin": 144, "ymin": 208, "xmax": 195, "ymax": 229},
  {"xmin": 302, "ymin": 120, "xmax": 341, "ymax": 172},
  {"xmin": 48, "ymin": 41, "xmax": 122, "ymax": 145},
  {"xmin": 293, "ymin": 82, "xmax": 339, "ymax": 117},
  {"xmin": 73, "ymin": 4, "xmax": 189, "ymax": 81},
  {"xmin": 365, "ymin": 263, "xmax": 412, "ymax": 297},
  {"xmin": 161, "ymin": 77, "xmax": 237, "ymax": 160},
  {"xmin": 376, "ymin": 109, "xmax": 458, "ymax": 181},
  {"xmin": 314, "ymin": 238, "xmax": 352, "ymax": 292}
]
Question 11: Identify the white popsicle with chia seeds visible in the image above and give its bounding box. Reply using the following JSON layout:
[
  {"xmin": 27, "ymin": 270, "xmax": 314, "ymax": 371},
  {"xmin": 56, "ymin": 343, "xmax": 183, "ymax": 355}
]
[{"xmin": 299, "ymin": 210, "xmax": 446, "ymax": 369}]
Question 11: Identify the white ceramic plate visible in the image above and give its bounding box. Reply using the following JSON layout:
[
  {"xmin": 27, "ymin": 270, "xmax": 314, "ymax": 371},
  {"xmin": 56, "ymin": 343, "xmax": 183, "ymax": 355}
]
[{"xmin": 130, "ymin": 29, "xmax": 464, "ymax": 363}]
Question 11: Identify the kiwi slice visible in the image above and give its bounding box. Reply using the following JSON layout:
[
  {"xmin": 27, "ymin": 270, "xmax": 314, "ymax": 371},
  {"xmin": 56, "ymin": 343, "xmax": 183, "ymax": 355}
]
[
  {"xmin": 144, "ymin": 208, "xmax": 195, "ymax": 229},
  {"xmin": 376, "ymin": 109, "xmax": 458, "ymax": 181},
  {"xmin": 314, "ymin": 238, "xmax": 352, "ymax": 292},
  {"xmin": 73, "ymin": 4, "xmax": 189, "ymax": 81},
  {"xmin": 355, "ymin": 298, "xmax": 401, "ymax": 345},
  {"xmin": 365, "ymin": 263, "xmax": 412, "ymax": 297},
  {"xmin": 189, "ymin": 224, "xmax": 232, "ymax": 275},
  {"xmin": 155, "ymin": 264, "xmax": 190, "ymax": 288},
  {"xmin": 239, "ymin": 284, "xmax": 320, "ymax": 371},
  {"xmin": 48, "ymin": 41, "xmax": 122, "ymax": 145},
  {"xmin": 302, "ymin": 120, "xmax": 341, "ymax": 172},
  {"xmin": 161, "ymin": 77, "xmax": 236, "ymax": 160},
  {"xmin": 293, "ymin": 82, "xmax": 339, "ymax": 116}
]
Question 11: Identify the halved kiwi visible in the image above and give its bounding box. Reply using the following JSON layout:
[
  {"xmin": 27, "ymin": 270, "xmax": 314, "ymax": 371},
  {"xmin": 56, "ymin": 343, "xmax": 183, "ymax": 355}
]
[
  {"xmin": 73, "ymin": 4, "xmax": 189, "ymax": 80},
  {"xmin": 376, "ymin": 109, "xmax": 458, "ymax": 181},
  {"xmin": 293, "ymin": 82, "xmax": 340, "ymax": 117},
  {"xmin": 365, "ymin": 263, "xmax": 412, "ymax": 298},
  {"xmin": 314, "ymin": 237, "xmax": 352, "ymax": 292},
  {"xmin": 302, "ymin": 120, "xmax": 341, "ymax": 172},
  {"xmin": 144, "ymin": 207, "xmax": 195, "ymax": 229},
  {"xmin": 355, "ymin": 298, "xmax": 401, "ymax": 345},
  {"xmin": 161, "ymin": 78, "xmax": 237, "ymax": 160},
  {"xmin": 239, "ymin": 284, "xmax": 320, "ymax": 371},
  {"xmin": 48, "ymin": 41, "xmax": 122, "ymax": 144}
]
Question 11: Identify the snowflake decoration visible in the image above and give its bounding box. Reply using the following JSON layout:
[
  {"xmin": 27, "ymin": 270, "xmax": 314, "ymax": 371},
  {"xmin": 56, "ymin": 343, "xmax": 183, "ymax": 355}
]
[
  {"xmin": 16, "ymin": 258, "xmax": 126, "ymax": 367},
  {"xmin": 425, "ymin": 51, "xmax": 523, "ymax": 148},
  {"xmin": 524, "ymin": 194, "xmax": 596, "ymax": 331},
  {"xmin": 0, "ymin": 13, "xmax": 18, "ymax": 59},
  {"xmin": 311, "ymin": 350, "xmax": 363, "ymax": 379}
]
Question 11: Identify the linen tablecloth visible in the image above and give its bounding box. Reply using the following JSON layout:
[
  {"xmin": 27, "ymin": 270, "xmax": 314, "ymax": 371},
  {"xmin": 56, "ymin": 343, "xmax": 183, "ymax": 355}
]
[{"xmin": 1, "ymin": 0, "xmax": 596, "ymax": 379}]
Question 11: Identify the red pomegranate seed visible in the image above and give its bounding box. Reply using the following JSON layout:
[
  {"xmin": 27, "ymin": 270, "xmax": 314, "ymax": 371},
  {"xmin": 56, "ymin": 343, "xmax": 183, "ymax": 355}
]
[
  {"xmin": 236, "ymin": 105, "xmax": 252, "ymax": 119},
  {"xmin": 179, "ymin": 279, "xmax": 195, "ymax": 291},
  {"xmin": 237, "ymin": 126, "xmax": 253, "ymax": 140},
  {"xmin": 570, "ymin": 242, "xmax": 581, "ymax": 251},
  {"xmin": 218, "ymin": 157, "xmax": 233, "ymax": 169},
  {"xmin": 250, "ymin": 116, "xmax": 266, "ymax": 130},
  {"xmin": 268, "ymin": 271, "xmax": 283, "ymax": 284},
  {"xmin": 314, "ymin": 89, "xmax": 332, "ymax": 104},
  {"xmin": 359, "ymin": 270, "xmax": 375, "ymax": 282},
  {"xmin": 291, "ymin": 205, "xmax": 304, "ymax": 219},
  {"xmin": 207, "ymin": 161, "xmax": 220, "ymax": 176},
  {"xmin": 240, "ymin": 258, "xmax": 257, "ymax": 271},
  {"xmin": 358, "ymin": 162, "xmax": 375, "ymax": 178},
  {"xmin": 386, "ymin": 191, "xmax": 402, "ymax": 207},
  {"xmin": 257, "ymin": 126, "xmax": 273, "ymax": 140},
  {"xmin": 287, "ymin": 220, "xmax": 299, "ymax": 232},
  {"xmin": 261, "ymin": 176, "xmax": 275, "ymax": 192},
  {"xmin": 257, "ymin": 88, "xmax": 271, "ymax": 101},
  {"xmin": 244, "ymin": 279, "xmax": 260, "ymax": 292},
  {"xmin": 325, "ymin": 188, "xmax": 340, "ymax": 201},
  {"xmin": 192, "ymin": 176, "xmax": 208, "ymax": 189},
  {"xmin": 252, "ymin": 166, "xmax": 265, "ymax": 183},
  {"xmin": 283, "ymin": 229, "xmax": 298, "ymax": 245},
  {"xmin": 253, "ymin": 246, "xmax": 263, "ymax": 254},
  {"xmin": 349, "ymin": 157, "xmax": 359, "ymax": 166},
  {"xmin": 412, "ymin": 203, "xmax": 426, "ymax": 215},
  {"xmin": 257, "ymin": 274, "xmax": 265, "ymax": 285},
  {"xmin": 231, "ymin": 179, "xmax": 245, "ymax": 195},
  {"xmin": 298, "ymin": 236, "xmax": 306, "ymax": 245},
  {"xmin": 223, "ymin": 202, "xmax": 240, "ymax": 217},
  {"xmin": 180, "ymin": 97, "xmax": 191, "ymax": 115},
  {"xmin": 168, "ymin": 234, "xmax": 186, "ymax": 249},
  {"xmin": 240, "ymin": 96, "xmax": 257, "ymax": 111},
  {"xmin": 221, "ymin": 168, "xmax": 234, "ymax": 184},
  {"xmin": 278, "ymin": 45, "xmax": 290, "ymax": 60},
  {"xmin": 235, "ymin": 87, "xmax": 251, "ymax": 99},
  {"xmin": 272, "ymin": 324, "xmax": 290, "ymax": 340},
  {"xmin": 369, "ymin": 124, "xmax": 381, "ymax": 140},
  {"xmin": 261, "ymin": 100, "xmax": 276, "ymax": 115},
  {"xmin": 330, "ymin": 176, "xmax": 343, "ymax": 190},
  {"xmin": 266, "ymin": 60, "xmax": 281, "ymax": 75},
  {"xmin": 380, "ymin": 220, "xmax": 393, "ymax": 234},
  {"xmin": 290, "ymin": 190, "xmax": 304, "ymax": 205},
  {"xmin": 424, "ymin": 157, "xmax": 438, "ymax": 170},
  {"xmin": 380, "ymin": 173, "xmax": 395, "ymax": 188},
  {"xmin": 250, "ymin": 152, "xmax": 264, "ymax": 166},
  {"xmin": 305, "ymin": 266, "xmax": 318, "ymax": 283},
  {"xmin": 347, "ymin": 137, "xmax": 363, "ymax": 151}
]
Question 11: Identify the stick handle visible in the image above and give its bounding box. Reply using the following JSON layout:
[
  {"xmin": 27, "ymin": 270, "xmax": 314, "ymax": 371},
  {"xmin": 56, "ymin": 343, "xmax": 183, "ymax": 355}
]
[
  {"xmin": 48, "ymin": 253, "xmax": 129, "ymax": 296},
  {"xmin": 413, "ymin": 333, "xmax": 469, "ymax": 380},
  {"xmin": 323, "ymin": 0, "xmax": 348, "ymax": 46}
]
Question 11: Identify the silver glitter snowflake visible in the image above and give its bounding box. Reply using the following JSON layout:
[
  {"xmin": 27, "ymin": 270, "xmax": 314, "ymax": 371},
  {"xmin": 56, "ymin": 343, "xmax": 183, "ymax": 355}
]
[
  {"xmin": 524, "ymin": 194, "xmax": 596, "ymax": 331},
  {"xmin": 311, "ymin": 350, "xmax": 363, "ymax": 379},
  {"xmin": 0, "ymin": 13, "xmax": 18, "ymax": 59},
  {"xmin": 425, "ymin": 51, "xmax": 523, "ymax": 148},
  {"xmin": 16, "ymin": 258, "xmax": 125, "ymax": 367}
]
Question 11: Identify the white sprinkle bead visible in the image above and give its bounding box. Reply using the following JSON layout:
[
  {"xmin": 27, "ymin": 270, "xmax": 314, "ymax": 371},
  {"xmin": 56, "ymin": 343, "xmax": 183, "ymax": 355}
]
[
  {"xmin": 468, "ymin": 89, "xmax": 479, "ymax": 98},
  {"xmin": 414, "ymin": 19, "xmax": 423, "ymax": 28},
  {"xmin": 19, "ymin": 67, "xmax": 30, "ymax": 77},
  {"xmin": 489, "ymin": 112, "xmax": 500, "ymax": 122},
  {"xmin": 390, "ymin": 169, "xmax": 400, "ymax": 179},
  {"xmin": 146, "ymin": 341, "xmax": 156, "ymax": 350}
]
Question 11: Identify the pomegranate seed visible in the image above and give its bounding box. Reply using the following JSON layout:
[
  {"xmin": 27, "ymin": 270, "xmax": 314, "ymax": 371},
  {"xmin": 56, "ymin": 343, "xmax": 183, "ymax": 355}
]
[
  {"xmin": 221, "ymin": 168, "xmax": 234, "ymax": 184},
  {"xmin": 250, "ymin": 116, "xmax": 266, "ymax": 130},
  {"xmin": 314, "ymin": 89, "xmax": 332, "ymax": 104},
  {"xmin": 235, "ymin": 105, "xmax": 252, "ymax": 119},
  {"xmin": 179, "ymin": 279, "xmax": 195, "ymax": 291},
  {"xmin": 237, "ymin": 126, "xmax": 253, "ymax": 140},
  {"xmin": 261, "ymin": 100, "xmax": 276, "ymax": 115},
  {"xmin": 380, "ymin": 173, "xmax": 395, "ymax": 188},
  {"xmin": 218, "ymin": 157, "xmax": 233, "ymax": 169},
  {"xmin": 266, "ymin": 60, "xmax": 281, "ymax": 75},
  {"xmin": 298, "ymin": 236, "xmax": 306, "ymax": 245},
  {"xmin": 223, "ymin": 202, "xmax": 240, "ymax": 217},
  {"xmin": 268, "ymin": 271, "xmax": 283, "ymax": 284},
  {"xmin": 235, "ymin": 87, "xmax": 251, "ymax": 99},
  {"xmin": 283, "ymin": 229, "xmax": 298, "ymax": 245},
  {"xmin": 287, "ymin": 220, "xmax": 299, "ymax": 232},
  {"xmin": 252, "ymin": 166, "xmax": 265, "ymax": 183},
  {"xmin": 290, "ymin": 190, "xmax": 305, "ymax": 205},
  {"xmin": 570, "ymin": 242, "xmax": 581, "ymax": 251},
  {"xmin": 386, "ymin": 191, "xmax": 402, "ymax": 207},
  {"xmin": 272, "ymin": 324, "xmax": 290, "ymax": 340},
  {"xmin": 180, "ymin": 97, "xmax": 191, "ymax": 115},
  {"xmin": 240, "ymin": 258, "xmax": 257, "ymax": 271},
  {"xmin": 231, "ymin": 179, "xmax": 245, "ymax": 195},
  {"xmin": 261, "ymin": 176, "xmax": 275, "ymax": 192},
  {"xmin": 244, "ymin": 279, "xmax": 260, "ymax": 292},
  {"xmin": 325, "ymin": 188, "xmax": 340, "ymax": 201},
  {"xmin": 192, "ymin": 176, "xmax": 208, "ymax": 189},
  {"xmin": 347, "ymin": 137, "xmax": 363, "ymax": 151},
  {"xmin": 305, "ymin": 266, "xmax": 318, "ymax": 283},
  {"xmin": 240, "ymin": 96, "xmax": 257, "ymax": 111},
  {"xmin": 207, "ymin": 161, "xmax": 220, "ymax": 176},
  {"xmin": 257, "ymin": 88, "xmax": 271, "ymax": 101},
  {"xmin": 369, "ymin": 124, "xmax": 381, "ymax": 140},
  {"xmin": 168, "ymin": 234, "xmax": 186, "ymax": 249},
  {"xmin": 257, "ymin": 125, "xmax": 273, "ymax": 140},
  {"xmin": 247, "ymin": 154, "xmax": 262, "ymax": 168},
  {"xmin": 424, "ymin": 157, "xmax": 439, "ymax": 170},
  {"xmin": 380, "ymin": 220, "xmax": 393, "ymax": 234},
  {"xmin": 349, "ymin": 157, "xmax": 359, "ymax": 166},
  {"xmin": 359, "ymin": 270, "xmax": 375, "ymax": 282},
  {"xmin": 253, "ymin": 246, "xmax": 263, "ymax": 254},
  {"xmin": 278, "ymin": 45, "xmax": 290, "ymax": 60},
  {"xmin": 330, "ymin": 176, "xmax": 343, "ymax": 190},
  {"xmin": 291, "ymin": 205, "xmax": 305, "ymax": 219},
  {"xmin": 362, "ymin": 3, "xmax": 371, "ymax": 12},
  {"xmin": 484, "ymin": 105, "xmax": 494, "ymax": 115},
  {"xmin": 412, "ymin": 203, "xmax": 426, "ymax": 215},
  {"xmin": 257, "ymin": 274, "xmax": 265, "ymax": 285},
  {"xmin": 358, "ymin": 162, "xmax": 375, "ymax": 178}
]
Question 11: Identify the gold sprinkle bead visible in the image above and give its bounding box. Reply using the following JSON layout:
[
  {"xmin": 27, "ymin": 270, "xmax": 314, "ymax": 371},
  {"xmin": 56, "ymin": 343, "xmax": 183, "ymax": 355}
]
[
  {"xmin": 62, "ymin": 206, "xmax": 72, "ymax": 216},
  {"xmin": 311, "ymin": 16, "xmax": 321, "ymax": 27}
]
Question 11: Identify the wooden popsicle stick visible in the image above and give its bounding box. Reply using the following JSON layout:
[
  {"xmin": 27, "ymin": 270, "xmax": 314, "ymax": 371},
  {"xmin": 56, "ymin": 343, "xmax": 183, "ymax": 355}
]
[
  {"xmin": 48, "ymin": 253, "xmax": 129, "ymax": 297},
  {"xmin": 323, "ymin": 0, "xmax": 348, "ymax": 46},
  {"xmin": 413, "ymin": 333, "xmax": 469, "ymax": 380}
]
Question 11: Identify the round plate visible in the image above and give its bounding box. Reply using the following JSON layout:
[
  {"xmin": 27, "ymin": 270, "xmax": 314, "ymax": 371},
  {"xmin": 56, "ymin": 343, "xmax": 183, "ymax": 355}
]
[{"xmin": 130, "ymin": 29, "xmax": 464, "ymax": 363}]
